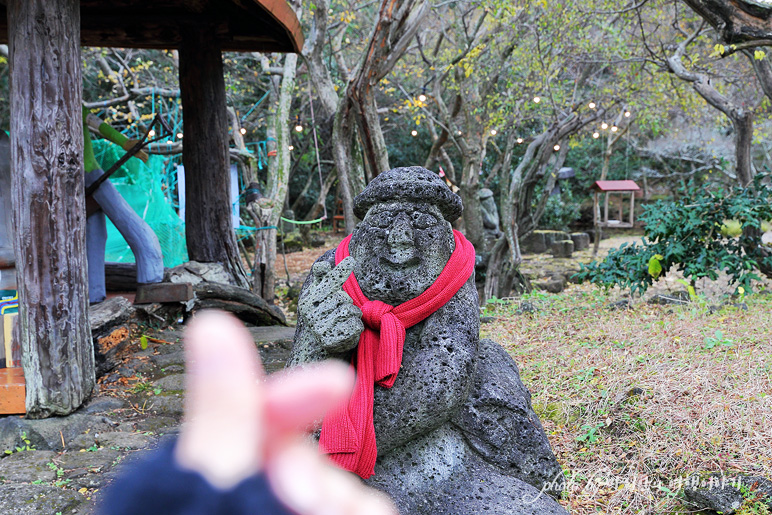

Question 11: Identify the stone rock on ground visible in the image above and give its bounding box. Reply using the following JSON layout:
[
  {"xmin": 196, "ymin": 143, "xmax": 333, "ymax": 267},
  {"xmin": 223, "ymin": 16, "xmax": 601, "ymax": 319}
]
[
  {"xmin": 683, "ymin": 473, "xmax": 772, "ymax": 514},
  {"xmin": 608, "ymin": 299, "xmax": 633, "ymax": 311},
  {"xmin": 648, "ymin": 291, "xmax": 690, "ymax": 305},
  {"xmin": 550, "ymin": 239, "xmax": 574, "ymax": 258},
  {"xmin": 153, "ymin": 374, "xmax": 185, "ymax": 392},
  {"xmin": 570, "ymin": 232, "xmax": 590, "ymax": 251},
  {"xmin": 535, "ymin": 275, "xmax": 566, "ymax": 294},
  {"xmin": 249, "ymin": 326, "xmax": 295, "ymax": 374},
  {"xmin": 280, "ymin": 232, "xmax": 304, "ymax": 253},
  {"xmin": 521, "ymin": 230, "xmax": 570, "ymax": 254},
  {"xmin": 0, "ymin": 450, "xmax": 57, "ymax": 482},
  {"xmin": 0, "ymin": 484, "xmax": 86, "ymax": 514},
  {"xmin": 71, "ymin": 431, "xmax": 157, "ymax": 452},
  {"xmin": 165, "ymin": 261, "xmax": 237, "ymax": 286},
  {"xmin": 0, "ymin": 413, "xmax": 113, "ymax": 452},
  {"xmin": 56, "ymin": 448, "xmax": 121, "ymax": 472}
]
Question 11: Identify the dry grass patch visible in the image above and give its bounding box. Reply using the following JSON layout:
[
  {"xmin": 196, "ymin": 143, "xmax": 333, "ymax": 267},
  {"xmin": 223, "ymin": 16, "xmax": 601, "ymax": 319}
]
[{"xmin": 482, "ymin": 287, "xmax": 772, "ymax": 514}]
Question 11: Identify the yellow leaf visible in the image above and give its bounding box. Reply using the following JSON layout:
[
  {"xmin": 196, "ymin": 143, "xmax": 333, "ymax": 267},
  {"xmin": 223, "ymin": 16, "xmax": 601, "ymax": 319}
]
[
  {"xmin": 78, "ymin": 488, "xmax": 88, "ymax": 494},
  {"xmin": 755, "ymin": 50, "xmax": 766, "ymax": 61}
]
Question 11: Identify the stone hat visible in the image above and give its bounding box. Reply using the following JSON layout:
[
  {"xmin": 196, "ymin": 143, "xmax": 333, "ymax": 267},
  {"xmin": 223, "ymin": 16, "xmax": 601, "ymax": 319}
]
[{"xmin": 353, "ymin": 166, "xmax": 463, "ymax": 222}]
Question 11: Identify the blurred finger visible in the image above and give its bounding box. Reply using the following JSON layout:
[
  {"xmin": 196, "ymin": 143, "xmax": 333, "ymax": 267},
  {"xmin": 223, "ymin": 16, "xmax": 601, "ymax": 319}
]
[
  {"xmin": 175, "ymin": 310, "xmax": 265, "ymax": 489},
  {"xmin": 268, "ymin": 445, "xmax": 397, "ymax": 515},
  {"xmin": 264, "ymin": 361, "xmax": 354, "ymax": 437}
]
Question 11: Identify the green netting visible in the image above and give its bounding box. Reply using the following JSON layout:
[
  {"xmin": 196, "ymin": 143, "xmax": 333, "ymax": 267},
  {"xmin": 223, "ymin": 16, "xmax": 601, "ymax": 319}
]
[{"xmin": 92, "ymin": 140, "xmax": 188, "ymax": 267}]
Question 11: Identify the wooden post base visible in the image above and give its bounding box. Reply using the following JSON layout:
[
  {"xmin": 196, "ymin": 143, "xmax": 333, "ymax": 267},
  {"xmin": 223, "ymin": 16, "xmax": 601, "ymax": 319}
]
[{"xmin": 0, "ymin": 367, "xmax": 25, "ymax": 414}]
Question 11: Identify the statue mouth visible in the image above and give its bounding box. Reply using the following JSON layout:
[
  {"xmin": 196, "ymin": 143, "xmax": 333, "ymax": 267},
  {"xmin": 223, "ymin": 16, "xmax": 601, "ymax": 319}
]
[{"xmin": 381, "ymin": 252, "xmax": 420, "ymax": 270}]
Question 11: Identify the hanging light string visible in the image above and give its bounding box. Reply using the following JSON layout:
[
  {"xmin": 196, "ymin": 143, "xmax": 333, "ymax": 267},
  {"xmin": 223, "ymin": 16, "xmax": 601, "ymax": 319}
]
[{"xmin": 307, "ymin": 83, "xmax": 327, "ymax": 221}]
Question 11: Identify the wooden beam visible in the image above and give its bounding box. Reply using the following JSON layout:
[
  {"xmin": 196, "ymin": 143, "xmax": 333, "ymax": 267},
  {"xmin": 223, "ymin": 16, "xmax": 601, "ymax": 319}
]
[
  {"xmin": 8, "ymin": 0, "xmax": 95, "ymax": 418},
  {"xmin": 179, "ymin": 25, "xmax": 248, "ymax": 288}
]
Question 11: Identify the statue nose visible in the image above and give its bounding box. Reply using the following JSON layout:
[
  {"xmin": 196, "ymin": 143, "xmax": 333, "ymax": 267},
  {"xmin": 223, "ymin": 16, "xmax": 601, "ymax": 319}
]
[{"xmin": 388, "ymin": 215, "xmax": 413, "ymax": 246}]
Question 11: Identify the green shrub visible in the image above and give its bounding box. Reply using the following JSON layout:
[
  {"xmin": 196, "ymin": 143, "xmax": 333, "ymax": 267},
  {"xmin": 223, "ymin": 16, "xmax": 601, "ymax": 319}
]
[
  {"xmin": 539, "ymin": 189, "xmax": 581, "ymax": 231},
  {"xmin": 574, "ymin": 174, "xmax": 772, "ymax": 294}
]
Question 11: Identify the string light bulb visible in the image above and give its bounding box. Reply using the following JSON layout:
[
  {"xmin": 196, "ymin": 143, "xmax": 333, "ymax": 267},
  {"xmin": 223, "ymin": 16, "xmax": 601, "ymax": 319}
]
[
  {"xmin": 517, "ymin": 138, "xmax": 524, "ymax": 144},
  {"xmin": 418, "ymin": 86, "xmax": 427, "ymax": 103},
  {"xmin": 288, "ymin": 145, "xmax": 294, "ymax": 151},
  {"xmin": 490, "ymin": 129, "xmax": 497, "ymax": 136},
  {"xmin": 589, "ymin": 102, "xmax": 596, "ymax": 109},
  {"xmin": 592, "ymin": 132, "xmax": 600, "ymax": 139},
  {"xmin": 601, "ymin": 122, "xmax": 608, "ymax": 130},
  {"xmin": 611, "ymin": 126, "xmax": 619, "ymax": 132},
  {"xmin": 553, "ymin": 144, "xmax": 561, "ymax": 151},
  {"xmin": 294, "ymin": 115, "xmax": 303, "ymax": 133},
  {"xmin": 624, "ymin": 111, "xmax": 631, "ymax": 118},
  {"xmin": 177, "ymin": 133, "xmax": 183, "ymax": 139},
  {"xmin": 240, "ymin": 127, "xmax": 247, "ymax": 135},
  {"xmin": 411, "ymin": 130, "xmax": 418, "ymax": 137},
  {"xmin": 148, "ymin": 129, "xmax": 156, "ymax": 138},
  {"xmin": 457, "ymin": 130, "xmax": 463, "ymax": 136},
  {"xmin": 533, "ymin": 96, "xmax": 541, "ymax": 104}
]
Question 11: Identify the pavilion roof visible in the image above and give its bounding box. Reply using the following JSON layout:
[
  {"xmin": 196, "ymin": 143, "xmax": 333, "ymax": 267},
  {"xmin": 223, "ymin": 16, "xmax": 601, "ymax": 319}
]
[{"xmin": 0, "ymin": 0, "xmax": 303, "ymax": 53}]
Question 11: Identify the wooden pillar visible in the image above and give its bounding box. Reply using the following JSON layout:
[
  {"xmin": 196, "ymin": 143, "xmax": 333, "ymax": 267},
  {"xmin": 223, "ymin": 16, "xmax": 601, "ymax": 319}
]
[
  {"xmin": 8, "ymin": 0, "xmax": 95, "ymax": 417},
  {"xmin": 179, "ymin": 25, "xmax": 248, "ymax": 288}
]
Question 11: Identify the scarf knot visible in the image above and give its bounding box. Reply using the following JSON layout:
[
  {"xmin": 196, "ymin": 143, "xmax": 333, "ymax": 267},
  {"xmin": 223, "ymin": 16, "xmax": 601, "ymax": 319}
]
[{"xmin": 360, "ymin": 300, "xmax": 394, "ymax": 330}]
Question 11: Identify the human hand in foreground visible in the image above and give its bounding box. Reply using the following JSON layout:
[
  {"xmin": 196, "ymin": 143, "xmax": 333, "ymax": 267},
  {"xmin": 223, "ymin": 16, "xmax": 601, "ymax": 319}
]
[
  {"xmin": 103, "ymin": 310, "xmax": 395, "ymax": 515},
  {"xmin": 175, "ymin": 311, "xmax": 395, "ymax": 515},
  {"xmin": 299, "ymin": 256, "xmax": 364, "ymax": 354}
]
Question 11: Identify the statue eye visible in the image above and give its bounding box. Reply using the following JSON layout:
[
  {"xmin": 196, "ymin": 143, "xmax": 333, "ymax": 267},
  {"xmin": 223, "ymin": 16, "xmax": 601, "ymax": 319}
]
[
  {"xmin": 369, "ymin": 212, "xmax": 392, "ymax": 228},
  {"xmin": 412, "ymin": 212, "xmax": 438, "ymax": 229}
]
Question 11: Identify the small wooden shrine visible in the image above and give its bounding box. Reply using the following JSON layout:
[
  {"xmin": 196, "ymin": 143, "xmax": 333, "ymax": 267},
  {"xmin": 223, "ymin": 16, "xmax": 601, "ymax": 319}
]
[{"xmin": 592, "ymin": 180, "xmax": 641, "ymax": 229}]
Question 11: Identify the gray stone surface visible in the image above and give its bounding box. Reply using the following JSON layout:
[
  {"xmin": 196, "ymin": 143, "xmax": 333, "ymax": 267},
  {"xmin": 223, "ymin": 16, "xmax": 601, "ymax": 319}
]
[
  {"xmin": 166, "ymin": 260, "xmax": 236, "ymax": 286},
  {"xmin": 570, "ymin": 232, "xmax": 590, "ymax": 251},
  {"xmin": 535, "ymin": 275, "xmax": 566, "ymax": 294},
  {"xmin": 146, "ymin": 393, "xmax": 184, "ymax": 417},
  {"xmin": 521, "ymin": 230, "xmax": 570, "ymax": 254},
  {"xmin": 152, "ymin": 373, "xmax": 186, "ymax": 392},
  {"xmin": 290, "ymin": 167, "xmax": 565, "ymax": 514},
  {"xmin": 56, "ymin": 449, "xmax": 121, "ymax": 472},
  {"xmin": 0, "ymin": 450, "xmax": 57, "ymax": 482},
  {"xmin": 550, "ymin": 239, "xmax": 574, "ymax": 258},
  {"xmin": 648, "ymin": 291, "xmax": 690, "ymax": 305},
  {"xmin": 0, "ymin": 413, "xmax": 112, "ymax": 452},
  {"xmin": 451, "ymin": 339, "xmax": 564, "ymax": 496},
  {"xmin": 94, "ymin": 431, "xmax": 157, "ymax": 451},
  {"xmin": 0, "ymin": 484, "xmax": 86, "ymax": 514},
  {"xmin": 683, "ymin": 473, "xmax": 772, "ymax": 514},
  {"xmin": 80, "ymin": 396, "xmax": 128, "ymax": 415},
  {"xmin": 150, "ymin": 351, "xmax": 186, "ymax": 368}
]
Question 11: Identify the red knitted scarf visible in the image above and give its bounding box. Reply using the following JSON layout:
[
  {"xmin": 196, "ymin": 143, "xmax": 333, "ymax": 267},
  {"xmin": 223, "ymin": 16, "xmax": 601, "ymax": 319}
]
[{"xmin": 319, "ymin": 229, "xmax": 475, "ymax": 479}]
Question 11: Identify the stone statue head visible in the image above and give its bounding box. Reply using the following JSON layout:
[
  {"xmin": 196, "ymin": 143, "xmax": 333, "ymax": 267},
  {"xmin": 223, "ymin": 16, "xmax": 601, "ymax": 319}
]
[{"xmin": 349, "ymin": 166, "xmax": 463, "ymax": 305}]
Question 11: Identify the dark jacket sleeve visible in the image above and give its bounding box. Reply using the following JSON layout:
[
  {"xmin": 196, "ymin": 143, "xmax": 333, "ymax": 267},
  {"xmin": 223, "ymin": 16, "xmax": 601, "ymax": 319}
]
[{"xmin": 100, "ymin": 439, "xmax": 295, "ymax": 515}]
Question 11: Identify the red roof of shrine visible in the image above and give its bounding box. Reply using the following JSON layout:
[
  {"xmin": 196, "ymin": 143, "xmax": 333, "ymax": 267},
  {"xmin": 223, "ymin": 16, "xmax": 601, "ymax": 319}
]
[{"xmin": 592, "ymin": 180, "xmax": 641, "ymax": 192}]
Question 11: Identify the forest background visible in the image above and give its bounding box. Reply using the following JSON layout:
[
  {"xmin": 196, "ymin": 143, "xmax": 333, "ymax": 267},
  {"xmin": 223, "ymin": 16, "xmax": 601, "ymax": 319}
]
[{"xmin": 0, "ymin": 0, "xmax": 770, "ymax": 302}]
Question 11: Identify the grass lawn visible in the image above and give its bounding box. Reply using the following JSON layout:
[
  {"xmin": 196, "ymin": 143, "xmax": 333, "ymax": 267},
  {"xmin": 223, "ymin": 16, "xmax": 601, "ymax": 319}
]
[{"xmin": 482, "ymin": 287, "xmax": 772, "ymax": 514}]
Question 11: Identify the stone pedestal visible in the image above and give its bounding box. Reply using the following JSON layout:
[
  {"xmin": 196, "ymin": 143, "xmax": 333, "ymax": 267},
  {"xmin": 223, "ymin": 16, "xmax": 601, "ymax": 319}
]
[
  {"xmin": 550, "ymin": 239, "xmax": 574, "ymax": 258},
  {"xmin": 570, "ymin": 232, "xmax": 590, "ymax": 251},
  {"xmin": 521, "ymin": 230, "xmax": 570, "ymax": 254}
]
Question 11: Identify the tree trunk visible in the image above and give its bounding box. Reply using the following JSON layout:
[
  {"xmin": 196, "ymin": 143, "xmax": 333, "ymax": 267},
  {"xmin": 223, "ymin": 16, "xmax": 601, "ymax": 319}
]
[
  {"xmin": 734, "ymin": 109, "xmax": 754, "ymax": 187},
  {"xmin": 179, "ymin": 26, "xmax": 248, "ymax": 288},
  {"xmin": 9, "ymin": 0, "xmax": 95, "ymax": 418},
  {"xmin": 332, "ymin": 105, "xmax": 359, "ymax": 233}
]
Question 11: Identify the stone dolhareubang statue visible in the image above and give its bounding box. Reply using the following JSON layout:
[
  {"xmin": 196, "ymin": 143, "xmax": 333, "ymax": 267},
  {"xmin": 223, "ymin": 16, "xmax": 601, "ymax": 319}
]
[{"xmin": 289, "ymin": 167, "xmax": 567, "ymax": 514}]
